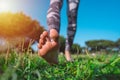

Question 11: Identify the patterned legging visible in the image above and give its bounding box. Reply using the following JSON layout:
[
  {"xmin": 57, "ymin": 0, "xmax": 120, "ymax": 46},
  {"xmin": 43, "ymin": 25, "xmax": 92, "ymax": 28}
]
[{"xmin": 47, "ymin": 0, "xmax": 80, "ymax": 51}]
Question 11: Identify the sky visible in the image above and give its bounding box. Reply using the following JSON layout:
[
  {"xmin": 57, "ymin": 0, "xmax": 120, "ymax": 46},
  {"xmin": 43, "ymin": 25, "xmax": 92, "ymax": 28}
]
[{"xmin": 0, "ymin": 0, "xmax": 120, "ymax": 47}]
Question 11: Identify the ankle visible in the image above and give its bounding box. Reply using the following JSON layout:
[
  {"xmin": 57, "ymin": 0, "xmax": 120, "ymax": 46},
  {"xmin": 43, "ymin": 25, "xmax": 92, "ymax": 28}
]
[
  {"xmin": 65, "ymin": 50, "xmax": 72, "ymax": 61},
  {"xmin": 65, "ymin": 50, "xmax": 70, "ymax": 54}
]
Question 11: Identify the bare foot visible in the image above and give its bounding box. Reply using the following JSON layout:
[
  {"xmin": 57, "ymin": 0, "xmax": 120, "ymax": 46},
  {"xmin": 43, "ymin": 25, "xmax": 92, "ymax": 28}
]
[
  {"xmin": 65, "ymin": 50, "xmax": 73, "ymax": 62},
  {"xmin": 38, "ymin": 29, "xmax": 59, "ymax": 64}
]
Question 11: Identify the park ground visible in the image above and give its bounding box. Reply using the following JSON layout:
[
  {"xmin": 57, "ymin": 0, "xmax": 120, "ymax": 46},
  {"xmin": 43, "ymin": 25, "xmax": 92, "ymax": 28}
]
[{"xmin": 0, "ymin": 52, "xmax": 120, "ymax": 80}]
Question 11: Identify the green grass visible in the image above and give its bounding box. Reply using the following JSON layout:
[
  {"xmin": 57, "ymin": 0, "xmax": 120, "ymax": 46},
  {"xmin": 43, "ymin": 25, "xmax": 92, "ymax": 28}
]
[{"xmin": 0, "ymin": 52, "xmax": 120, "ymax": 80}]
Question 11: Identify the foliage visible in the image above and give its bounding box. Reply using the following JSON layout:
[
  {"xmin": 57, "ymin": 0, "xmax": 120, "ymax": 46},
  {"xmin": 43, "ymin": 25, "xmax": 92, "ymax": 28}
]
[
  {"xmin": 0, "ymin": 12, "xmax": 45, "ymax": 52},
  {"xmin": 86, "ymin": 40, "xmax": 115, "ymax": 52},
  {"xmin": 0, "ymin": 52, "xmax": 120, "ymax": 80},
  {"xmin": 59, "ymin": 36, "xmax": 81, "ymax": 54},
  {"xmin": 116, "ymin": 39, "xmax": 120, "ymax": 48},
  {"xmin": 71, "ymin": 44, "xmax": 82, "ymax": 54},
  {"xmin": 59, "ymin": 36, "xmax": 65, "ymax": 53}
]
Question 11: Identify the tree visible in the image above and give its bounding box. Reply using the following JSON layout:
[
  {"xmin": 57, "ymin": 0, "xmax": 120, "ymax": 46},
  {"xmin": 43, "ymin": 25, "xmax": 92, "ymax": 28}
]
[
  {"xmin": 85, "ymin": 40, "xmax": 115, "ymax": 52},
  {"xmin": 59, "ymin": 36, "xmax": 81, "ymax": 54},
  {"xmin": 59, "ymin": 36, "xmax": 66, "ymax": 53},
  {"xmin": 115, "ymin": 39, "xmax": 120, "ymax": 51},
  {"xmin": 71, "ymin": 44, "xmax": 82, "ymax": 54},
  {"xmin": 0, "ymin": 12, "xmax": 45, "ymax": 52}
]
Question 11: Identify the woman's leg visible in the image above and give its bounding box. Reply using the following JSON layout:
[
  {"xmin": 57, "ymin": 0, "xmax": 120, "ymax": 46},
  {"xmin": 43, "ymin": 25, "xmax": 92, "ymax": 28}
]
[
  {"xmin": 38, "ymin": 0, "xmax": 63, "ymax": 64},
  {"xmin": 47, "ymin": 0, "xmax": 63, "ymax": 33},
  {"xmin": 65, "ymin": 0, "xmax": 80, "ymax": 61}
]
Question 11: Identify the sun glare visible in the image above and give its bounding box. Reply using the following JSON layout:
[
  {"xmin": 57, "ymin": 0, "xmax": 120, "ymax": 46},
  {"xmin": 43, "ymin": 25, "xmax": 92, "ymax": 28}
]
[{"xmin": 0, "ymin": 1, "xmax": 11, "ymax": 12}]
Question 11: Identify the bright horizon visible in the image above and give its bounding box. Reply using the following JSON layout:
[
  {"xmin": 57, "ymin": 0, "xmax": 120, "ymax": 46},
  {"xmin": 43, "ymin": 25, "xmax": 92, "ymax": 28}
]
[{"xmin": 0, "ymin": 0, "xmax": 120, "ymax": 47}]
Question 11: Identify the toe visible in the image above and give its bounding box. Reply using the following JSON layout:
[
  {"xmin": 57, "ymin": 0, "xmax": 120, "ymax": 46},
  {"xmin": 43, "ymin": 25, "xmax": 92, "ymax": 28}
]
[
  {"xmin": 39, "ymin": 31, "xmax": 48, "ymax": 45},
  {"xmin": 50, "ymin": 29, "xmax": 59, "ymax": 38},
  {"xmin": 40, "ymin": 31, "xmax": 48, "ymax": 39},
  {"xmin": 40, "ymin": 39, "xmax": 45, "ymax": 44},
  {"xmin": 37, "ymin": 44, "xmax": 42, "ymax": 49},
  {"xmin": 49, "ymin": 29, "xmax": 59, "ymax": 41},
  {"xmin": 38, "ymin": 39, "xmax": 44, "ymax": 49}
]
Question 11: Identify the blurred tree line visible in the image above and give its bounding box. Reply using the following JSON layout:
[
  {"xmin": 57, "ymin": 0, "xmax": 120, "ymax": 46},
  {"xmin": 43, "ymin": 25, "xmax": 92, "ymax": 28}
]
[
  {"xmin": 59, "ymin": 36, "xmax": 120, "ymax": 54},
  {"xmin": 85, "ymin": 39, "xmax": 120, "ymax": 53},
  {"xmin": 0, "ymin": 12, "xmax": 44, "ymax": 52},
  {"xmin": 59, "ymin": 36, "xmax": 82, "ymax": 54},
  {"xmin": 0, "ymin": 12, "xmax": 119, "ymax": 54}
]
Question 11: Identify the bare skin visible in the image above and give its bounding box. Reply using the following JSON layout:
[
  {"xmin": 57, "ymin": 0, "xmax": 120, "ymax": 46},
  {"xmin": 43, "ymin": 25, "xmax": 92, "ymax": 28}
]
[
  {"xmin": 38, "ymin": 29, "xmax": 59, "ymax": 64},
  {"xmin": 65, "ymin": 50, "xmax": 72, "ymax": 61},
  {"xmin": 38, "ymin": 29, "xmax": 72, "ymax": 64}
]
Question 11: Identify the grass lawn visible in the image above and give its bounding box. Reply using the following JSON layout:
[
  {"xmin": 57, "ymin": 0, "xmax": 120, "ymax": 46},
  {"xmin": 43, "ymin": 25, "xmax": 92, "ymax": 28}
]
[{"xmin": 0, "ymin": 52, "xmax": 120, "ymax": 80}]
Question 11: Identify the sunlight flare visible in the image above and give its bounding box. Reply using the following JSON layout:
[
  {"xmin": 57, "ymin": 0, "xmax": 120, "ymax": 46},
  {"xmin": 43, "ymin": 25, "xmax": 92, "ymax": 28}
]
[{"xmin": 0, "ymin": 0, "xmax": 12, "ymax": 12}]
